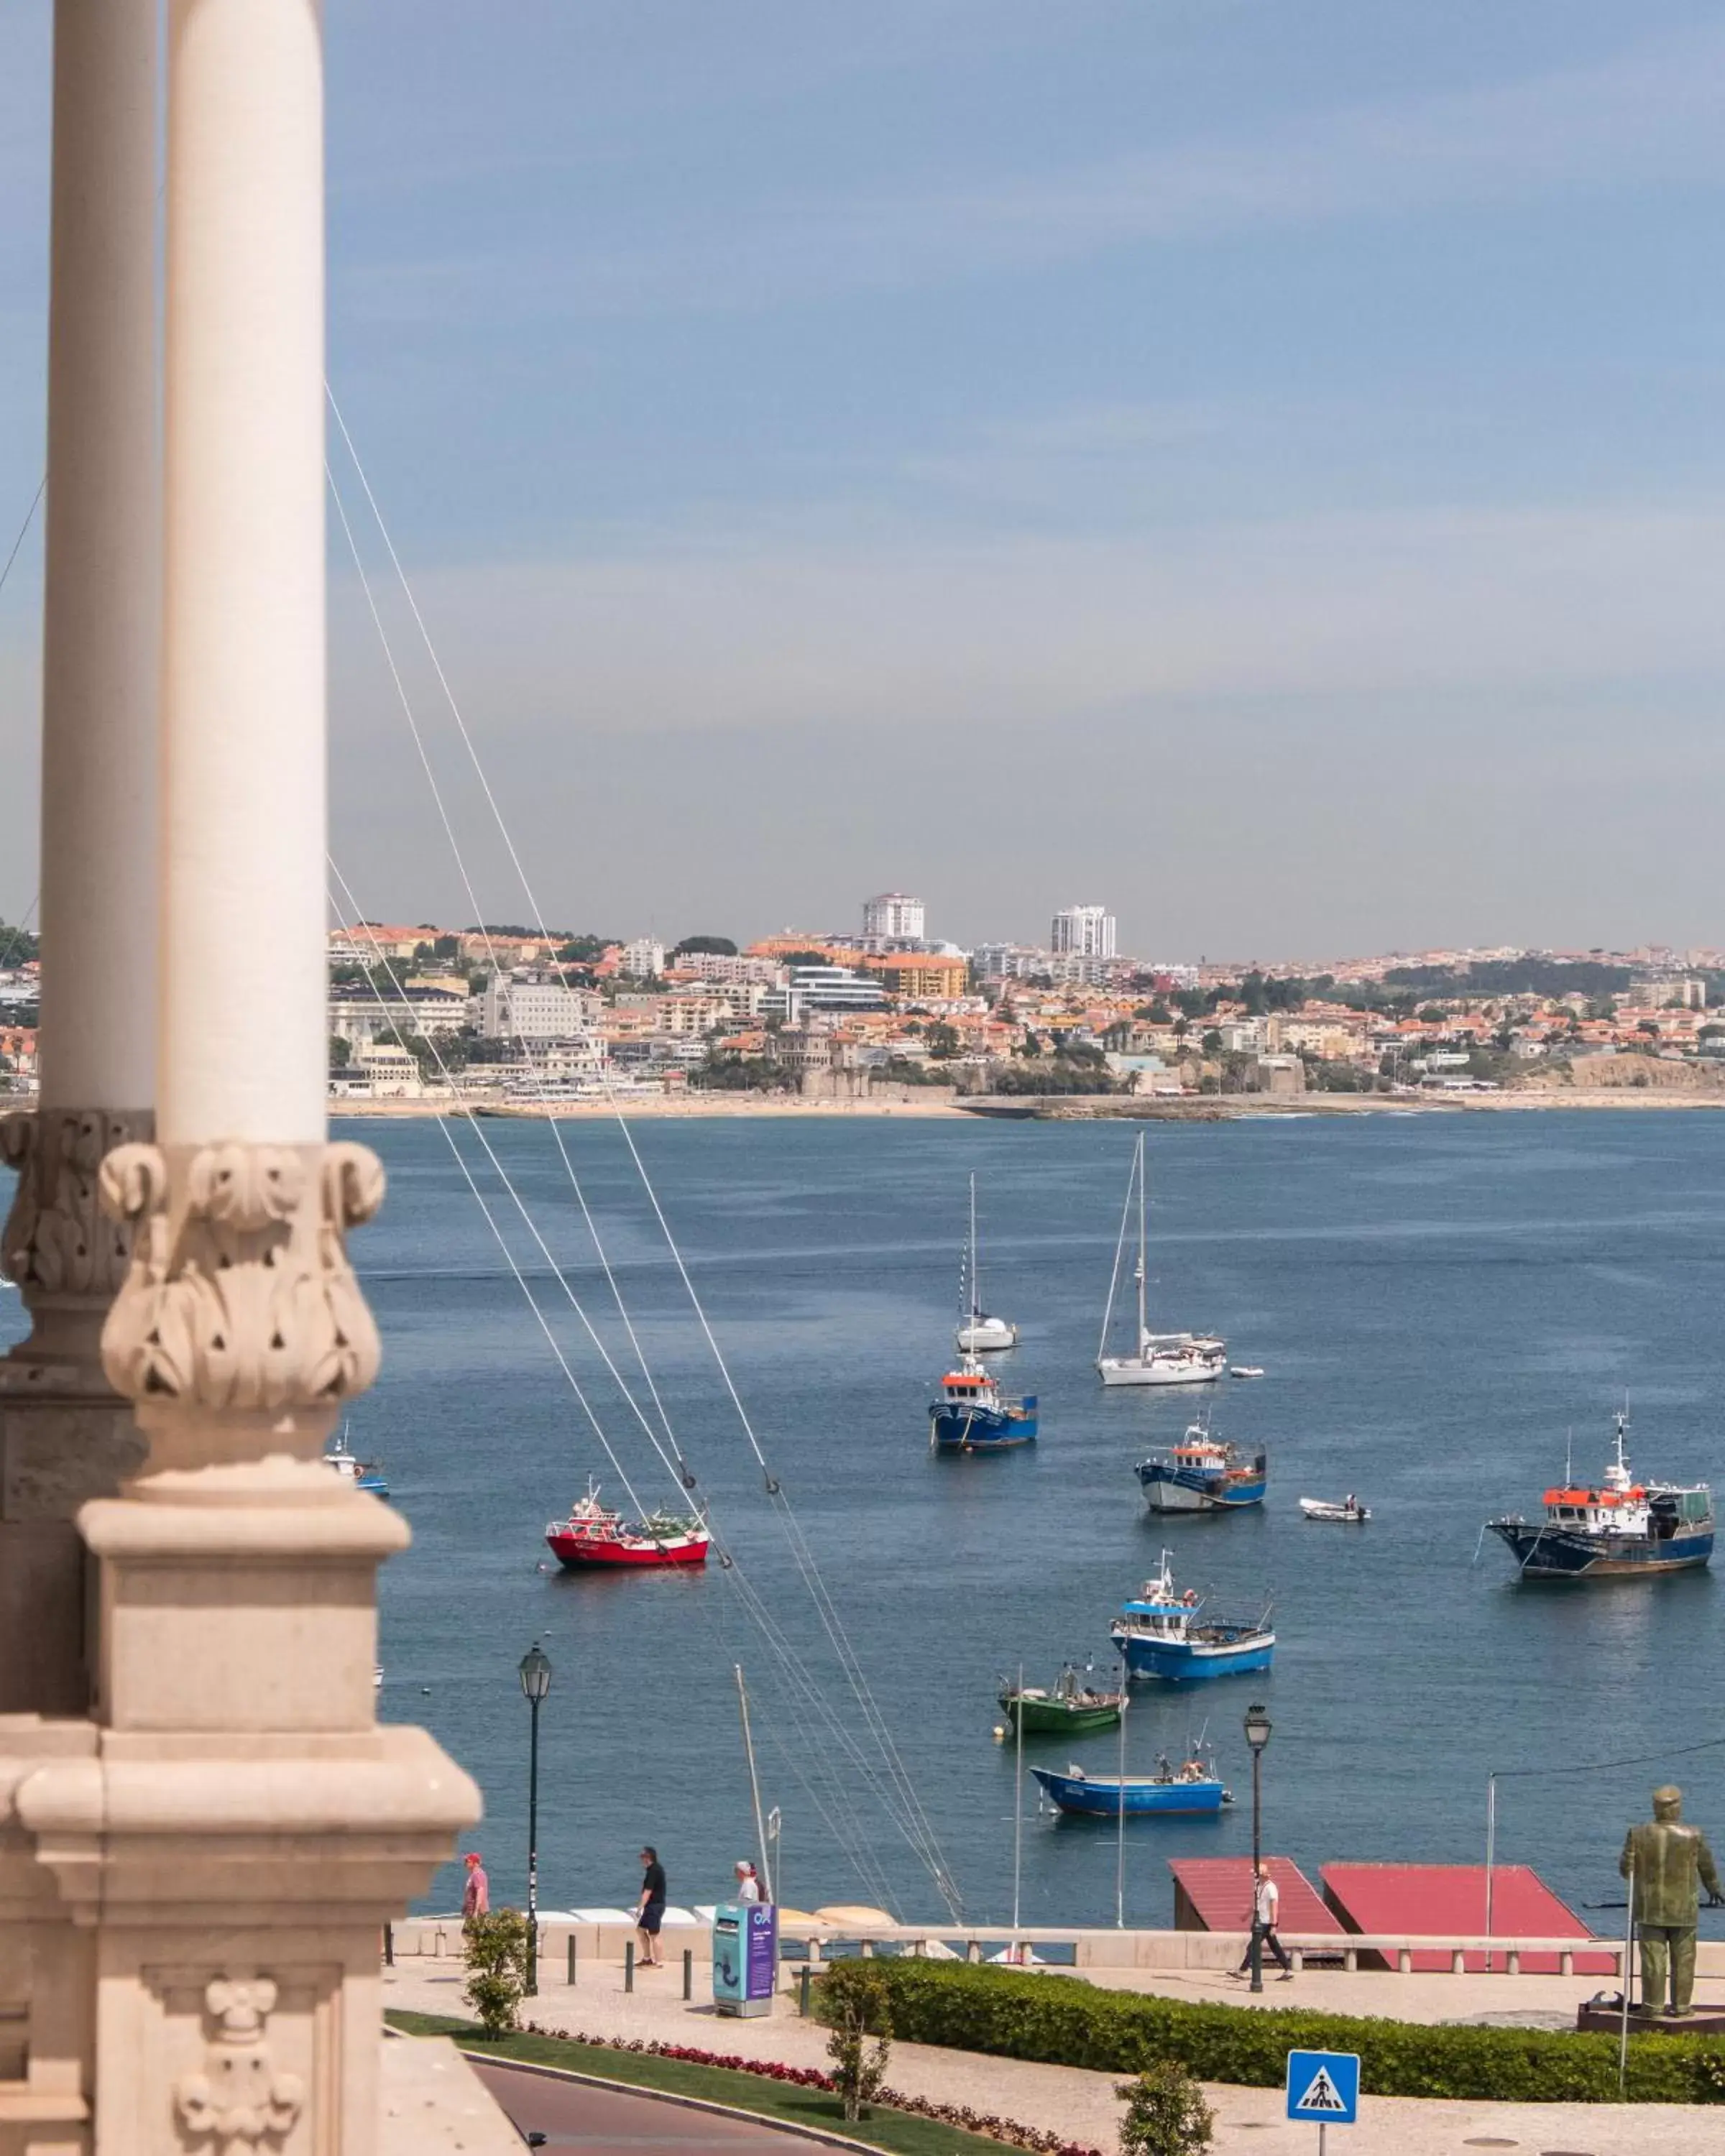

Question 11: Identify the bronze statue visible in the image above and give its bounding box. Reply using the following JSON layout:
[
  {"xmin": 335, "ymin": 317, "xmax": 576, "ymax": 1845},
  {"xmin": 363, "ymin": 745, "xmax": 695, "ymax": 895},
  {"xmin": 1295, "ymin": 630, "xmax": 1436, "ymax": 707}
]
[{"xmin": 1620, "ymin": 1785, "xmax": 1723, "ymax": 2015}]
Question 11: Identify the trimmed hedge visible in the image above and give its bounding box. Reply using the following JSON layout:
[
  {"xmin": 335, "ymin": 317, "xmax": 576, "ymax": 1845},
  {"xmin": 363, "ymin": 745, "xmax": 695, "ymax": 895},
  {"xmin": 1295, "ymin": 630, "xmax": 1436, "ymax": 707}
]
[{"xmin": 815, "ymin": 1959, "xmax": 1725, "ymax": 2104}]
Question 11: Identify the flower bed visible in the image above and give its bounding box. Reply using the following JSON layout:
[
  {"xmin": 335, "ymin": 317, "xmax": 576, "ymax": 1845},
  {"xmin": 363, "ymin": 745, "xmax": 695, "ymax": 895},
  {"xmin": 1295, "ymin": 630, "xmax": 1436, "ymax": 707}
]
[{"xmin": 520, "ymin": 2021, "xmax": 1103, "ymax": 2156}]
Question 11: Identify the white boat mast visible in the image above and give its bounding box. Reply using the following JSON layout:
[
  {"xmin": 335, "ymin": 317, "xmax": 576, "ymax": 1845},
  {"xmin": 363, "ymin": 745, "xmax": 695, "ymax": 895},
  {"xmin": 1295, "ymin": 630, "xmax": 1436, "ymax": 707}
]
[
  {"xmin": 1135, "ymin": 1133, "xmax": 1149, "ymax": 1353},
  {"xmin": 969, "ymin": 1171, "xmax": 980, "ymax": 1324}
]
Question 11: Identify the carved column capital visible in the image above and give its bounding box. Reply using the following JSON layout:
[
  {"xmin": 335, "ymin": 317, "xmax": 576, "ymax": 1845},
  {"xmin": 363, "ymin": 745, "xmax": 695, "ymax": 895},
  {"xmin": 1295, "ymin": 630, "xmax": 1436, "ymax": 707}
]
[
  {"xmin": 1, "ymin": 1107, "xmax": 154, "ymax": 1366},
  {"xmin": 98, "ymin": 1140, "xmax": 386, "ymax": 1425}
]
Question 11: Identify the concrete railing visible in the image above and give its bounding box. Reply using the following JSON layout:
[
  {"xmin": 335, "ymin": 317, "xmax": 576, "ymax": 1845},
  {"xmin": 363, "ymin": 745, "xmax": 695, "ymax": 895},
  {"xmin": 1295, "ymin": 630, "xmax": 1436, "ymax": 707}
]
[{"xmin": 390, "ymin": 1916, "xmax": 1663, "ymax": 1980}]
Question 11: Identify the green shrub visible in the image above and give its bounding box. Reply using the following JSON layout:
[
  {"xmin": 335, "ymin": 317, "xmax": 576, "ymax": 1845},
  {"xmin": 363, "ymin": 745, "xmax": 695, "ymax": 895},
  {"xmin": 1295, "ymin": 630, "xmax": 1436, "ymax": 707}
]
[
  {"xmin": 462, "ymin": 1907, "xmax": 530, "ymax": 2037},
  {"xmin": 823, "ymin": 1961, "xmax": 893, "ymax": 2121},
  {"xmin": 1118, "ymin": 2061, "xmax": 1214, "ymax": 2155},
  {"xmin": 814, "ymin": 1961, "xmax": 1725, "ymax": 2104}
]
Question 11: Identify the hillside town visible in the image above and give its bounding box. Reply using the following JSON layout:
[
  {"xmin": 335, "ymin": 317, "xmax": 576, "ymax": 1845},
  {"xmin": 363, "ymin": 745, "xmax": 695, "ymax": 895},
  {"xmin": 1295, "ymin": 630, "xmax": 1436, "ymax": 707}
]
[{"xmin": 4, "ymin": 899, "xmax": 1725, "ymax": 1107}]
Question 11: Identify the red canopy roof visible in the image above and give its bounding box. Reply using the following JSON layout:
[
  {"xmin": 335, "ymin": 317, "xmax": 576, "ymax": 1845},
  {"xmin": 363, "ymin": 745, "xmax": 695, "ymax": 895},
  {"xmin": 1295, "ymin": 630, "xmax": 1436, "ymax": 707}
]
[
  {"xmin": 1321, "ymin": 1861, "xmax": 1612, "ymax": 1973},
  {"xmin": 1167, "ymin": 1857, "xmax": 1340, "ymax": 1933}
]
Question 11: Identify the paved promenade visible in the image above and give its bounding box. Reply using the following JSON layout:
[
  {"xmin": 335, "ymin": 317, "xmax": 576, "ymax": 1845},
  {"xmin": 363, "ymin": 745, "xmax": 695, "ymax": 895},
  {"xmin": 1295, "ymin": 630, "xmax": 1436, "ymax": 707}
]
[{"xmin": 382, "ymin": 1956, "xmax": 1725, "ymax": 2154}]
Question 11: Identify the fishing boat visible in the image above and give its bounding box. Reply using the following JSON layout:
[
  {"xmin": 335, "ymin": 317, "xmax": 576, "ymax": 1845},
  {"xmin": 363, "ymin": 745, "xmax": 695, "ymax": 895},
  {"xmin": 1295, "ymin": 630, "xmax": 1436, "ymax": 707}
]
[
  {"xmin": 998, "ymin": 1665, "xmax": 1124, "ymax": 1736},
  {"xmin": 1485, "ymin": 1410, "xmax": 1713, "ymax": 1580},
  {"xmin": 1138, "ymin": 1419, "xmax": 1266, "ymax": 1513},
  {"xmin": 545, "ymin": 1478, "xmax": 711, "ymax": 1568},
  {"xmin": 929, "ymin": 1358, "xmax": 1037, "ymax": 1452},
  {"xmin": 956, "ymin": 1172, "xmax": 1018, "ymax": 1353},
  {"xmin": 1110, "ymin": 1552, "xmax": 1274, "ymax": 1682},
  {"xmin": 1300, "ymin": 1495, "xmax": 1369, "ymax": 1523},
  {"xmin": 1030, "ymin": 1756, "xmax": 1230, "ymax": 1818},
  {"xmin": 1097, "ymin": 1134, "xmax": 1225, "ymax": 1386},
  {"xmin": 324, "ymin": 1430, "xmax": 388, "ymax": 1496}
]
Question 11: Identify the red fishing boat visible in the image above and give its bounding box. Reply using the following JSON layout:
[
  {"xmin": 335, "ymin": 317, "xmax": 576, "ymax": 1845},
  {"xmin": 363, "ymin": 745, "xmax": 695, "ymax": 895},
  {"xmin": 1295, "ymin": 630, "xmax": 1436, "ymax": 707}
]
[{"xmin": 544, "ymin": 1479, "xmax": 711, "ymax": 1570}]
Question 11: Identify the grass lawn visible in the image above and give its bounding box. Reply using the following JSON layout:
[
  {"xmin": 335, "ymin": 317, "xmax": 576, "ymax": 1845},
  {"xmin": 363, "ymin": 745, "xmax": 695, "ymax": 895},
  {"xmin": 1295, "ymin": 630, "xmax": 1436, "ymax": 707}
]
[{"xmin": 386, "ymin": 2009, "xmax": 1027, "ymax": 2156}]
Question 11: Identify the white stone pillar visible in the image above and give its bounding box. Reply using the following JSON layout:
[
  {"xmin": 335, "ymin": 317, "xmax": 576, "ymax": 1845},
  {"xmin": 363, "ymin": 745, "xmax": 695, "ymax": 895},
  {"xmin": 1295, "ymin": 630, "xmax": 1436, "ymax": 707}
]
[
  {"xmin": 12, "ymin": 6, "xmax": 480, "ymax": 2150},
  {"xmin": 159, "ymin": 0, "xmax": 328, "ymax": 1147},
  {"xmin": 0, "ymin": 0, "xmax": 157, "ymax": 1716}
]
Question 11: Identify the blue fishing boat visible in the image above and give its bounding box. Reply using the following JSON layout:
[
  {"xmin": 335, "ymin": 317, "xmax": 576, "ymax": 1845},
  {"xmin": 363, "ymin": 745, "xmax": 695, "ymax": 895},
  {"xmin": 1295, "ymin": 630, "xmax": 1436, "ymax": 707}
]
[
  {"xmin": 324, "ymin": 1430, "xmax": 388, "ymax": 1496},
  {"xmin": 1138, "ymin": 1419, "xmax": 1266, "ymax": 1513},
  {"xmin": 929, "ymin": 1358, "xmax": 1037, "ymax": 1452},
  {"xmin": 1030, "ymin": 1759, "xmax": 1230, "ymax": 1817},
  {"xmin": 1110, "ymin": 1552, "xmax": 1273, "ymax": 1682},
  {"xmin": 1486, "ymin": 1409, "xmax": 1713, "ymax": 1580}
]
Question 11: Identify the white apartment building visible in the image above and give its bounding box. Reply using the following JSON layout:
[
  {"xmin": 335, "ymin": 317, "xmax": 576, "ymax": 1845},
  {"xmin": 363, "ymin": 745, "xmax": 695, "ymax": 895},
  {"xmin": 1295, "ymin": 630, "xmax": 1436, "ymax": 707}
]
[
  {"xmin": 862, "ymin": 891, "xmax": 925, "ymax": 940},
  {"xmin": 481, "ymin": 972, "xmax": 600, "ymax": 1041},
  {"xmin": 668, "ymin": 949, "xmax": 786, "ymax": 986},
  {"xmin": 326, "ymin": 985, "xmax": 467, "ymax": 1046},
  {"xmin": 619, "ymin": 936, "xmax": 666, "ymax": 978},
  {"xmin": 1051, "ymin": 904, "xmax": 1116, "ymax": 959}
]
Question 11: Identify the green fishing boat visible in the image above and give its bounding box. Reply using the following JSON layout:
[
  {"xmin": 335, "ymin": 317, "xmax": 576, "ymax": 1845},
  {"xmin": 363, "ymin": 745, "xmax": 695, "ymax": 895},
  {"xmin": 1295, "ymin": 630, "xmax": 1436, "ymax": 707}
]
[{"xmin": 998, "ymin": 1664, "xmax": 1124, "ymax": 1736}]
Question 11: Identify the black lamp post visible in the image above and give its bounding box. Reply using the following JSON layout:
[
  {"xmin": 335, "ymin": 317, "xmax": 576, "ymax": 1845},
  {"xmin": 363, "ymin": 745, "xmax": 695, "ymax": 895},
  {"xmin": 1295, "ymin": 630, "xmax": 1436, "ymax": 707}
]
[
  {"xmin": 1243, "ymin": 1702, "xmax": 1272, "ymax": 1994},
  {"xmin": 518, "ymin": 1641, "xmax": 553, "ymax": 1996}
]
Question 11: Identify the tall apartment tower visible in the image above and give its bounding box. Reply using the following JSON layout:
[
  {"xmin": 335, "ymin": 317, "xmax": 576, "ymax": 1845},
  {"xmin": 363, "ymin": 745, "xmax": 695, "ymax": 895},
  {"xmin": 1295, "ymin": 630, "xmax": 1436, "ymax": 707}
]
[
  {"xmin": 1051, "ymin": 904, "xmax": 1117, "ymax": 958},
  {"xmin": 862, "ymin": 891, "xmax": 926, "ymax": 940}
]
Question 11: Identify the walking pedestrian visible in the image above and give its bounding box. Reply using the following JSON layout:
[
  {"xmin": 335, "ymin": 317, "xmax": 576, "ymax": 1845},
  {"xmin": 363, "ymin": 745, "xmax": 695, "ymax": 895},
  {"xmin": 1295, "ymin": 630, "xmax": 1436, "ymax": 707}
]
[
  {"xmin": 1236, "ymin": 1863, "xmax": 1294, "ymax": 1979},
  {"xmin": 461, "ymin": 1852, "xmax": 489, "ymax": 1925},
  {"xmin": 635, "ymin": 1845, "xmax": 668, "ymax": 1968}
]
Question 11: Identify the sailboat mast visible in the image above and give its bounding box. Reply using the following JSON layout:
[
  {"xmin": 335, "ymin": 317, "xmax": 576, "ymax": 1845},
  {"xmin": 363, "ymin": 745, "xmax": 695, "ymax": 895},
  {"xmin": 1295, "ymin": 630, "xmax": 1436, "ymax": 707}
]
[
  {"xmin": 735, "ymin": 1663, "xmax": 773, "ymax": 1902},
  {"xmin": 970, "ymin": 1171, "xmax": 980, "ymax": 1322},
  {"xmin": 1136, "ymin": 1136, "xmax": 1148, "ymax": 1348}
]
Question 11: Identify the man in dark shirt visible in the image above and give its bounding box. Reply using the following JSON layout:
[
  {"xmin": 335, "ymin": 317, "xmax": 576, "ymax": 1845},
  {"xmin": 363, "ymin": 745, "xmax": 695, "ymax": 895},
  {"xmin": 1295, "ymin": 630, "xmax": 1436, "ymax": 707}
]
[{"xmin": 635, "ymin": 1846, "xmax": 668, "ymax": 1968}]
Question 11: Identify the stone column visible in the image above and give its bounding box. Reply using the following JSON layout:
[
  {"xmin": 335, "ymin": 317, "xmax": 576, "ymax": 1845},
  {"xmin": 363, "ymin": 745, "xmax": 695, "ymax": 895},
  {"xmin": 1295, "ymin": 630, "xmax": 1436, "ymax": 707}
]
[
  {"xmin": 14, "ymin": 3, "xmax": 479, "ymax": 2151},
  {"xmin": 0, "ymin": 0, "xmax": 157, "ymax": 1720}
]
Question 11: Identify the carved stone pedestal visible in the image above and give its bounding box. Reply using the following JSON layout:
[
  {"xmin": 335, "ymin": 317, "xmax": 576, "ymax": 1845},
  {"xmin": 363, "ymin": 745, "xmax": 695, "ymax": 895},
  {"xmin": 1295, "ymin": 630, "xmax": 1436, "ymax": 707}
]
[{"xmin": 2, "ymin": 1138, "xmax": 480, "ymax": 2154}]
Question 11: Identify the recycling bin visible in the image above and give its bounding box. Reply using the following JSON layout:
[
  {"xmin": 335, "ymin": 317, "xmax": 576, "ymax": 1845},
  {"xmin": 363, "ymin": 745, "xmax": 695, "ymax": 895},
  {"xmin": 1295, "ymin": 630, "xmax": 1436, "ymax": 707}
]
[{"xmin": 712, "ymin": 1901, "xmax": 777, "ymax": 2017}]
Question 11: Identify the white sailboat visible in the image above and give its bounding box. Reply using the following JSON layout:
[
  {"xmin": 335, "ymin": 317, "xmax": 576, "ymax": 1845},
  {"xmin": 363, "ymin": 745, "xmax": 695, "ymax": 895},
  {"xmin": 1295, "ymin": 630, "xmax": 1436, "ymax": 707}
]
[
  {"xmin": 1096, "ymin": 1133, "xmax": 1225, "ymax": 1387},
  {"xmin": 955, "ymin": 1171, "xmax": 1018, "ymax": 1353}
]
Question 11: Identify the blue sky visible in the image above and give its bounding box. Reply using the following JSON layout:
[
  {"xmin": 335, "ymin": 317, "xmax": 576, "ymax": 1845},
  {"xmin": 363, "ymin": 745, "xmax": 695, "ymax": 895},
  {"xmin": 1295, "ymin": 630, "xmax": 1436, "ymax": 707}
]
[{"xmin": 4, "ymin": 2, "xmax": 1725, "ymax": 959}]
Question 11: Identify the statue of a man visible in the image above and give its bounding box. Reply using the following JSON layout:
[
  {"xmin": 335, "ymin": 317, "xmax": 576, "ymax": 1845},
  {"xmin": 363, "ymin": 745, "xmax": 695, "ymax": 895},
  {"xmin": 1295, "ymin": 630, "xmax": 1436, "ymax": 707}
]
[{"xmin": 1621, "ymin": 1785, "xmax": 1723, "ymax": 2015}]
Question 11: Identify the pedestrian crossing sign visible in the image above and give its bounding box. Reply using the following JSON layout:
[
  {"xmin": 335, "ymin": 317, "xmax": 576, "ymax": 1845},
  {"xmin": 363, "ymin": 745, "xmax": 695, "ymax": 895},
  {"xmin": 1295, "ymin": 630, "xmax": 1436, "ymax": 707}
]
[{"xmin": 1285, "ymin": 2050, "xmax": 1359, "ymax": 2124}]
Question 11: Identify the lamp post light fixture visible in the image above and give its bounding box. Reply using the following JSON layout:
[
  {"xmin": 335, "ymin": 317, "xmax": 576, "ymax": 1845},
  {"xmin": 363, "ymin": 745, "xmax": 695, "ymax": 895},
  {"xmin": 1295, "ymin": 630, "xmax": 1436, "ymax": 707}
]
[
  {"xmin": 1243, "ymin": 1702, "xmax": 1272, "ymax": 1994},
  {"xmin": 518, "ymin": 1641, "xmax": 553, "ymax": 1995}
]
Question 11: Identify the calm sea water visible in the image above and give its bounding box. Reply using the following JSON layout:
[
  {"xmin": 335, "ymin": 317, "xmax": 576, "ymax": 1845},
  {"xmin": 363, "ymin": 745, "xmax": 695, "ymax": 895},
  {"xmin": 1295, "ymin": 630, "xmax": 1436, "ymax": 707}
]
[{"xmin": 8, "ymin": 1107, "xmax": 1725, "ymax": 1933}]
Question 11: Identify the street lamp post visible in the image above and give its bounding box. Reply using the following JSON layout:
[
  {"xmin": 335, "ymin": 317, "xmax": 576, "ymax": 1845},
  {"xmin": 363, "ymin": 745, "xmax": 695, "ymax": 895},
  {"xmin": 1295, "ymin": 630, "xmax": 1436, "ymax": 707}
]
[
  {"xmin": 519, "ymin": 1641, "xmax": 553, "ymax": 1996},
  {"xmin": 1243, "ymin": 1701, "xmax": 1272, "ymax": 1995}
]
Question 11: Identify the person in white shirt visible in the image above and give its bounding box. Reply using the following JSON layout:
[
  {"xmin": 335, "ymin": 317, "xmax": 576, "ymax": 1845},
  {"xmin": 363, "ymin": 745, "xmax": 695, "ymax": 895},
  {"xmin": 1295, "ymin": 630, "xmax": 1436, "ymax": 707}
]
[
  {"xmin": 1236, "ymin": 1863, "xmax": 1294, "ymax": 1978},
  {"xmin": 735, "ymin": 1860, "xmax": 763, "ymax": 1904}
]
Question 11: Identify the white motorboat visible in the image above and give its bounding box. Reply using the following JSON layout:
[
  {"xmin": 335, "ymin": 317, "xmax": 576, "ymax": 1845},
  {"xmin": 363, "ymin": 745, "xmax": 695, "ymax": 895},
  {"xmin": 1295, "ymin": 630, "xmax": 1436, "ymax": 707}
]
[
  {"xmin": 1299, "ymin": 1496, "xmax": 1370, "ymax": 1523},
  {"xmin": 1096, "ymin": 1134, "xmax": 1224, "ymax": 1387},
  {"xmin": 1230, "ymin": 1365, "xmax": 1265, "ymax": 1379},
  {"xmin": 954, "ymin": 1172, "xmax": 1018, "ymax": 1353}
]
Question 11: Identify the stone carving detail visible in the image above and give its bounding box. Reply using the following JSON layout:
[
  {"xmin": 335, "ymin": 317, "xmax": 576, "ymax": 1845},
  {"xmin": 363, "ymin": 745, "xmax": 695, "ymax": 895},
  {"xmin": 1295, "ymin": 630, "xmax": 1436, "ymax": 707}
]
[
  {"xmin": 173, "ymin": 1977, "xmax": 303, "ymax": 2153},
  {"xmin": 1, "ymin": 1107, "xmax": 147, "ymax": 1297},
  {"xmin": 99, "ymin": 1141, "xmax": 385, "ymax": 1411}
]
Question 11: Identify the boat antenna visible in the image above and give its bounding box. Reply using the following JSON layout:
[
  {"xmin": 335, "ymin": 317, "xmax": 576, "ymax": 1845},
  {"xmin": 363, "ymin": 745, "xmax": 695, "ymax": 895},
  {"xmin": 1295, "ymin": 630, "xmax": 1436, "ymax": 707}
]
[
  {"xmin": 1565, "ymin": 1427, "xmax": 1573, "ymax": 1485},
  {"xmin": 1116, "ymin": 1661, "xmax": 1128, "ymax": 1930},
  {"xmin": 735, "ymin": 1664, "xmax": 774, "ymax": 1903},
  {"xmin": 1011, "ymin": 1659, "xmax": 1024, "ymax": 1940}
]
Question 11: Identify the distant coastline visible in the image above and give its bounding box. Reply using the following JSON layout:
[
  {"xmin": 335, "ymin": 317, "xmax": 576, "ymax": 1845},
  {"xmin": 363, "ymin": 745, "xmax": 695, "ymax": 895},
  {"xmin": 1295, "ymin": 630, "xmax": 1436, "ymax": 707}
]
[{"xmin": 326, "ymin": 1087, "xmax": 1725, "ymax": 1123}]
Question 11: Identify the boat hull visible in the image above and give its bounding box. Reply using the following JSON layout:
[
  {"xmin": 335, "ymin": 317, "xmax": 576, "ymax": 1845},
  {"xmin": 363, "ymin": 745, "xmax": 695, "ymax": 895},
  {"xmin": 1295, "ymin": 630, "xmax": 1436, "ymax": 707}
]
[
  {"xmin": 1030, "ymin": 1766, "xmax": 1225, "ymax": 1816},
  {"xmin": 1139, "ymin": 1464, "xmax": 1266, "ymax": 1512},
  {"xmin": 1000, "ymin": 1696, "xmax": 1121, "ymax": 1736},
  {"xmin": 1112, "ymin": 1628, "xmax": 1274, "ymax": 1682},
  {"xmin": 930, "ymin": 1402, "xmax": 1037, "ymax": 1450},
  {"xmin": 957, "ymin": 1324, "xmax": 1018, "ymax": 1353},
  {"xmin": 546, "ymin": 1529, "xmax": 710, "ymax": 1569},
  {"xmin": 1486, "ymin": 1521, "xmax": 1713, "ymax": 1579},
  {"xmin": 1100, "ymin": 1359, "xmax": 1222, "ymax": 1388}
]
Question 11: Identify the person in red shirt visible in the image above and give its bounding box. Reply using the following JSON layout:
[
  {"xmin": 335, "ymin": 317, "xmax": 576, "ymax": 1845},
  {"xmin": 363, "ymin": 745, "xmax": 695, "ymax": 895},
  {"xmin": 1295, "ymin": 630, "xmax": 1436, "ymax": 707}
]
[{"xmin": 462, "ymin": 1852, "xmax": 489, "ymax": 1923}]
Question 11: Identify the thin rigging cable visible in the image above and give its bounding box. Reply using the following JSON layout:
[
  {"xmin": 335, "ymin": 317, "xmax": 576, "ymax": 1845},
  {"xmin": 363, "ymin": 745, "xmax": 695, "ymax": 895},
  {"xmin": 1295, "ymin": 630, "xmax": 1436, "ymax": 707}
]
[
  {"xmin": 0, "ymin": 477, "xmax": 44, "ymax": 604},
  {"xmin": 327, "ymin": 880, "xmax": 936, "ymax": 1902},
  {"xmin": 325, "ymin": 406, "xmax": 961, "ymax": 1914}
]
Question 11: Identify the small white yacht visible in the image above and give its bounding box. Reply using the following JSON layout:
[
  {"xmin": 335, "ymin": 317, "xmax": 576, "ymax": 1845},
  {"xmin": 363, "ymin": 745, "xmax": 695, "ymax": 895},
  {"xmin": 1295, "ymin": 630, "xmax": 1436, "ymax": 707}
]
[
  {"xmin": 1097, "ymin": 1134, "xmax": 1225, "ymax": 1386},
  {"xmin": 954, "ymin": 1173, "xmax": 1018, "ymax": 1353}
]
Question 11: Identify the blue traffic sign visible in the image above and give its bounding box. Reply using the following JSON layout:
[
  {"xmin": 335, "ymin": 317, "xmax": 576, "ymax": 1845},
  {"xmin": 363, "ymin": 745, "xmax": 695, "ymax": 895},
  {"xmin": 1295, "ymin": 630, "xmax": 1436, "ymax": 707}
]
[{"xmin": 1285, "ymin": 2050, "xmax": 1360, "ymax": 2125}]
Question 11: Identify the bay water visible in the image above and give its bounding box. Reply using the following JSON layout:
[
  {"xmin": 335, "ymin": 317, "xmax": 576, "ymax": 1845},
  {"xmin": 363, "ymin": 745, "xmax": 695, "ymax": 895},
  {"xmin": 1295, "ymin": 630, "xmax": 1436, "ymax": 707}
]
[{"xmin": 9, "ymin": 1107, "xmax": 1724, "ymax": 1935}]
